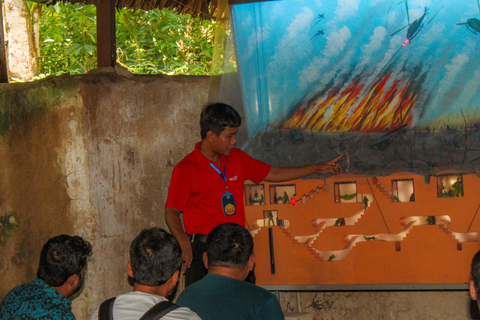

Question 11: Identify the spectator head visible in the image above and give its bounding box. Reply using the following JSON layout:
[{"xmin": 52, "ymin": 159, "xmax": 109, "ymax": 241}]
[
  {"xmin": 37, "ymin": 234, "xmax": 92, "ymax": 296},
  {"xmin": 200, "ymin": 103, "xmax": 241, "ymax": 140},
  {"xmin": 470, "ymin": 249, "xmax": 480, "ymax": 302},
  {"xmin": 206, "ymin": 223, "xmax": 254, "ymax": 274},
  {"xmin": 128, "ymin": 228, "xmax": 182, "ymax": 287}
]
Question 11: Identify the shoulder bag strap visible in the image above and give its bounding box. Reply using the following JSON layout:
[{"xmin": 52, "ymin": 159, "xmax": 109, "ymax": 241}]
[
  {"xmin": 140, "ymin": 300, "xmax": 180, "ymax": 320},
  {"xmin": 98, "ymin": 297, "xmax": 116, "ymax": 320}
]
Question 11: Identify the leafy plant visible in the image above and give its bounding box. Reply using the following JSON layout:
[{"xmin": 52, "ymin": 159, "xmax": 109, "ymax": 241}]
[{"xmin": 37, "ymin": 3, "xmax": 216, "ymax": 76}]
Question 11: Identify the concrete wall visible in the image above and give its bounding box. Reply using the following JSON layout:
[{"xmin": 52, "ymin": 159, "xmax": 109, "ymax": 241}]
[
  {"xmin": 0, "ymin": 72, "xmax": 208, "ymax": 319},
  {"xmin": 0, "ymin": 73, "xmax": 474, "ymax": 320}
]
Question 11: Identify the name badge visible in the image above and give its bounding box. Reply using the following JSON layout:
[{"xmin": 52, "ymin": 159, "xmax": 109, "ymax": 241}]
[{"xmin": 222, "ymin": 191, "xmax": 236, "ymax": 216}]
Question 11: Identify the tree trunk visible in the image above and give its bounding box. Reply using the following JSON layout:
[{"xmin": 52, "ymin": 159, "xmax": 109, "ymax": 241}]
[{"xmin": 4, "ymin": 0, "xmax": 38, "ymax": 81}]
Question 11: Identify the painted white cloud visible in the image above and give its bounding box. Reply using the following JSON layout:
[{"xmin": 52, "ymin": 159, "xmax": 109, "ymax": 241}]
[
  {"xmin": 335, "ymin": 0, "xmax": 360, "ymax": 21},
  {"xmin": 243, "ymin": 26, "xmax": 270, "ymax": 61},
  {"xmin": 443, "ymin": 54, "xmax": 468, "ymax": 86},
  {"xmin": 456, "ymin": 69, "xmax": 480, "ymax": 112},
  {"xmin": 298, "ymin": 56, "xmax": 329, "ymax": 89},
  {"xmin": 359, "ymin": 26, "xmax": 387, "ymax": 68},
  {"xmin": 297, "ymin": 25, "xmax": 351, "ymax": 89},
  {"xmin": 428, "ymin": 53, "xmax": 469, "ymax": 112},
  {"xmin": 241, "ymin": 13, "xmax": 253, "ymax": 29},
  {"xmin": 324, "ymin": 26, "xmax": 352, "ymax": 57},
  {"xmin": 278, "ymin": 7, "xmax": 314, "ymax": 49},
  {"xmin": 268, "ymin": 7, "xmax": 314, "ymax": 73}
]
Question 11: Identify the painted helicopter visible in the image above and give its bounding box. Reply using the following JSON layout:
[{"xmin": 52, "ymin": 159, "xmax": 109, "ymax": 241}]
[
  {"xmin": 391, "ymin": 6, "xmax": 429, "ymax": 46},
  {"xmin": 457, "ymin": 18, "xmax": 480, "ymax": 34},
  {"xmin": 456, "ymin": 0, "xmax": 480, "ymax": 34}
]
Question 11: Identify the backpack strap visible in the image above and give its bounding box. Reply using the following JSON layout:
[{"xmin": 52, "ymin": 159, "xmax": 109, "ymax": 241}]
[
  {"xmin": 98, "ymin": 297, "xmax": 116, "ymax": 320},
  {"xmin": 139, "ymin": 300, "xmax": 180, "ymax": 320}
]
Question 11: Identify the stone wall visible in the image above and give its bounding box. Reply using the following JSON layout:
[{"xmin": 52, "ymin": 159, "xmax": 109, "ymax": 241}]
[
  {"xmin": 0, "ymin": 73, "xmax": 474, "ymax": 320},
  {"xmin": 278, "ymin": 291, "xmax": 473, "ymax": 319}
]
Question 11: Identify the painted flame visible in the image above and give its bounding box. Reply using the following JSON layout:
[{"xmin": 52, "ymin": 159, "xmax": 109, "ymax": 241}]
[{"xmin": 282, "ymin": 73, "xmax": 417, "ymax": 132}]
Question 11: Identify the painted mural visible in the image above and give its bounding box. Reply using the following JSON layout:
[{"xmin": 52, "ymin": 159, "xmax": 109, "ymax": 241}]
[
  {"xmin": 233, "ymin": 0, "xmax": 480, "ymax": 135},
  {"xmin": 230, "ymin": 0, "xmax": 480, "ymax": 176},
  {"xmin": 228, "ymin": 0, "xmax": 480, "ymax": 288}
]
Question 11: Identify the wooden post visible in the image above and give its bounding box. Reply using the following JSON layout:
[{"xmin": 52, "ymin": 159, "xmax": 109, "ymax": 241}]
[
  {"xmin": 96, "ymin": 0, "xmax": 116, "ymax": 68},
  {"xmin": 0, "ymin": 0, "xmax": 9, "ymax": 83}
]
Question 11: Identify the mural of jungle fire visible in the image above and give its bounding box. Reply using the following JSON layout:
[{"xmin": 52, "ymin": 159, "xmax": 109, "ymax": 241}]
[{"xmin": 231, "ymin": 0, "xmax": 480, "ymax": 136}]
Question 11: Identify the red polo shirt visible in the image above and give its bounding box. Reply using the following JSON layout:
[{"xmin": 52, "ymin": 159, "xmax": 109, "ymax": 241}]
[{"xmin": 166, "ymin": 142, "xmax": 271, "ymax": 235}]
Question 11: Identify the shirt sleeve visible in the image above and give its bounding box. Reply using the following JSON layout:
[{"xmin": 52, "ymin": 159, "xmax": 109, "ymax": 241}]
[
  {"xmin": 239, "ymin": 150, "xmax": 271, "ymax": 184},
  {"xmin": 165, "ymin": 163, "xmax": 191, "ymax": 211}
]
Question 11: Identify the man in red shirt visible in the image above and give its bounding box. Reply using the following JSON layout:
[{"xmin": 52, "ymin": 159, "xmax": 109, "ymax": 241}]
[{"xmin": 165, "ymin": 102, "xmax": 343, "ymax": 286}]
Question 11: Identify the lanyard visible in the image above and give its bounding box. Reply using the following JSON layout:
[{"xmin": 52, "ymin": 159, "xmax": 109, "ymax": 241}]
[{"xmin": 209, "ymin": 163, "xmax": 228, "ymax": 190}]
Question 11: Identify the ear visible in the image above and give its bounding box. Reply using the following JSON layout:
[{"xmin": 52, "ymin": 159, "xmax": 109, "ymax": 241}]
[
  {"xmin": 169, "ymin": 270, "xmax": 180, "ymax": 287},
  {"xmin": 203, "ymin": 252, "xmax": 209, "ymax": 269},
  {"xmin": 206, "ymin": 130, "xmax": 217, "ymax": 142},
  {"xmin": 470, "ymin": 280, "xmax": 478, "ymax": 300},
  {"xmin": 127, "ymin": 262, "xmax": 134, "ymax": 278},
  {"xmin": 66, "ymin": 273, "xmax": 79, "ymax": 289},
  {"xmin": 247, "ymin": 254, "xmax": 256, "ymax": 272}
]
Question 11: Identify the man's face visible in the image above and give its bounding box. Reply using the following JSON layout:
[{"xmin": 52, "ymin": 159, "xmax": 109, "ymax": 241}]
[{"xmin": 211, "ymin": 127, "xmax": 238, "ymax": 156}]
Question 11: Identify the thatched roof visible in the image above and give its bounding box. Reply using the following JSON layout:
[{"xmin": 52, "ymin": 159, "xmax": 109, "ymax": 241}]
[{"xmin": 30, "ymin": 0, "xmax": 218, "ymax": 18}]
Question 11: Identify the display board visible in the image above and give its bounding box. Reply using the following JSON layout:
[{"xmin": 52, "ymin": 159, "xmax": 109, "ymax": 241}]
[{"xmin": 245, "ymin": 173, "xmax": 480, "ymax": 287}]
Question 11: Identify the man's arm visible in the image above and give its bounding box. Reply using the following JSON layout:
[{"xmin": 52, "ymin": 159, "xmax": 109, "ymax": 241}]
[
  {"xmin": 165, "ymin": 207, "xmax": 192, "ymax": 272},
  {"xmin": 264, "ymin": 154, "xmax": 344, "ymax": 182}
]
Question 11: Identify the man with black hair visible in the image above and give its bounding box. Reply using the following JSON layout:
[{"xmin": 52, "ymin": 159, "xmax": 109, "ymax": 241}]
[
  {"xmin": 0, "ymin": 234, "xmax": 92, "ymax": 320},
  {"xmin": 470, "ymin": 249, "xmax": 480, "ymax": 317},
  {"xmin": 176, "ymin": 222, "xmax": 285, "ymax": 320},
  {"xmin": 89, "ymin": 227, "xmax": 201, "ymax": 320},
  {"xmin": 165, "ymin": 102, "xmax": 343, "ymax": 286}
]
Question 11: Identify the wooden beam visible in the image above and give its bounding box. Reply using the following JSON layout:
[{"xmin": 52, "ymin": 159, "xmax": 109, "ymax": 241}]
[
  {"xmin": 0, "ymin": 0, "xmax": 8, "ymax": 83},
  {"xmin": 96, "ymin": 0, "xmax": 116, "ymax": 68}
]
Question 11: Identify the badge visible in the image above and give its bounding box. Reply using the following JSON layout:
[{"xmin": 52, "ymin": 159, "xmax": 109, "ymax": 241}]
[{"xmin": 222, "ymin": 191, "xmax": 236, "ymax": 216}]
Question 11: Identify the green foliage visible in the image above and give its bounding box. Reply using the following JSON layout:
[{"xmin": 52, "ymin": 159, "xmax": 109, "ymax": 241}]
[
  {"xmin": 37, "ymin": 3, "xmax": 215, "ymax": 76},
  {"xmin": 39, "ymin": 4, "xmax": 97, "ymax": 76}
]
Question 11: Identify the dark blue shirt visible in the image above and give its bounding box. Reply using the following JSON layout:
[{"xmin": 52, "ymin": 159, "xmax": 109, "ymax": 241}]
[
  {"xmin": 177, "ymin": 274, "xmax": 285, "ymax": 320},
  {"xmin": 0, "ymin": 278, "xmax": 75, "ymax": 320}
]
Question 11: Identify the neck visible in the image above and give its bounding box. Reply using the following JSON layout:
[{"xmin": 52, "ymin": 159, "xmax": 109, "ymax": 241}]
[
  {"xmin": 53, "ymin": 285, "xmax": 72, "ymax": 298},
  {"xmin": 132, "ymin": 283, "xmax": 169, "ymax": 297},
  {"xmin": 199, "ymin": 140, "xmax": 221, "ymax": 164},
  {"xmin": 208, "ymin": 265, "xmax": 249, "ymax": 281}
]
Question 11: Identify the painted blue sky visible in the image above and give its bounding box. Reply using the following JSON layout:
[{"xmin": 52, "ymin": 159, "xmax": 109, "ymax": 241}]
[{"xmin": 231, "ymin": 0, "xmax": 480, "ymax": 137}]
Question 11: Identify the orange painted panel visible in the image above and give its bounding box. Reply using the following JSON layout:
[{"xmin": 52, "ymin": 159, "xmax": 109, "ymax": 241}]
[{"xmin": 245, "ymin": 173, "xmax": 480, "ymax": 286}]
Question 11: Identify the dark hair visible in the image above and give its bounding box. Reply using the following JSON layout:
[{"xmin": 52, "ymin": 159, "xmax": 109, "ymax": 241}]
[
  {"xmin": 206, "ymin": 223, "xmax": 253, "ymax": 268},
  {"xmin": 37, "ymin": 235, "xmax": 92, "ymax": 287},
  {"xmin": 130, "ymin": 228, "xmax": 182, "ymax": 286},
  {"xmin": 472, "ymin": 250, "xmax": 480, "ymax": 297},
  {"xmin": 200, "ymin": 103, "xmax": 241, "ymax": 139}
]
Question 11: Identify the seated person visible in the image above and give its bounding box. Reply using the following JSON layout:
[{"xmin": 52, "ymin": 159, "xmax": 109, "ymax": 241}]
[
  {"xmin": 90, "ymin": 227, "xmax": 201, "ymax": 320},
  {"xmin": 0, "ymin": 234, "xmax": 92, "ymax": 320},
  {"xmin": 176, "ymin": 222, "xmax": 285, "ymax": 320}
]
